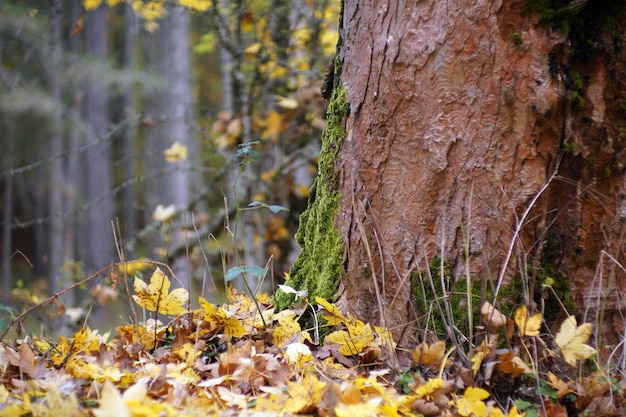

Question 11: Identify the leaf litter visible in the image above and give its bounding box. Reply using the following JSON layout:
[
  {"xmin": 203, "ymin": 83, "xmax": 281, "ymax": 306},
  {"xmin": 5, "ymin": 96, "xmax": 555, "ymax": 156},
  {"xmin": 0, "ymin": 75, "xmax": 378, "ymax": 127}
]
[{"xmin": 0, "ymin": 268, "xmax": 624, "ymax": 416}]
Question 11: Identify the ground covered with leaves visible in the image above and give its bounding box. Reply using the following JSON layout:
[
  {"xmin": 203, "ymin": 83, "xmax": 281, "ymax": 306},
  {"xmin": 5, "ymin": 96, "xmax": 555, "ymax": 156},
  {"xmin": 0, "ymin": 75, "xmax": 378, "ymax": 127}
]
[{"xmin": 1, "ymin": 267, "xmax": 625, "ymax": 416}]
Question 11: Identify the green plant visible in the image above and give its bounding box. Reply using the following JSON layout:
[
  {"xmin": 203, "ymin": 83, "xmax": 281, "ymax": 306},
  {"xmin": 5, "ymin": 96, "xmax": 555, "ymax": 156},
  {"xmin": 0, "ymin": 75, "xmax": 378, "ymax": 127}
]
[{"xmin": 510, "ymin": 31, "xmax": 524, "ymax": 46}]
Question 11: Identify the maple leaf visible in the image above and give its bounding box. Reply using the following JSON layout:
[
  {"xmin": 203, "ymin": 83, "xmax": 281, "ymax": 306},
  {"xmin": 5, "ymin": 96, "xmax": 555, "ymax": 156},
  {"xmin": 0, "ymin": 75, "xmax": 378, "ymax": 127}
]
[
  {"xmin": 495, "ymin": 350, "xmax": 532, "ymax": 378},
  {"xmin": 199, "ymin": 297, "xmax": 245, "ymax": 340},
  {"xmin": 315, "ymin": 296, "xmax": 346, "ymax": 325},
  {"xmin": 415, "ymin": 377, "xmax": 444, "ymax": 400},
  {"xmin": 471, "ymin": 342, "xmax": 490, "ymax": 375},
  {"xmin": 514, "ymin": 305, "xmax": 542, "ymax": 337},
  {"xmin": 547, "ymin": 371, "xmax": 575, "ymax": 398},
  {"xmin": 554, "ymin": 315, "xmax": 597, "ymax": 366},
  {"xmin": 283, "ymin": 374, "xmax": 326, "ymax": 414},
  {"xmin": 272, "ymin": 310, "xmax": 311, "ymax": 347},
  {"xmin": 325, "ymin": 320, "xmax": 374, "ymax": 356},
  {"xmin": 412, "ymin": 340, "xmax": 447, "ymax": 370},
  {"xmin": 132, "ymin": 268, "xmax": 188, "ymax": 315},
  {"xmin": 92, "ymin": 380, "xmax": 130, "ymax": 417},
  {"xmin": 455, "ymin": 386, "xmax": 490, "ymax": 417}
]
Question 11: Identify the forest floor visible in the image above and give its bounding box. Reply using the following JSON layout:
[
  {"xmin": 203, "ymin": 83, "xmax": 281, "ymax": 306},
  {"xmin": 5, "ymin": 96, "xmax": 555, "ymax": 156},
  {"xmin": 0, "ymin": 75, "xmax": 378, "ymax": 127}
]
[{"xmin": 0, "ymin": 266, "xmax": 624, "ymax": 417}]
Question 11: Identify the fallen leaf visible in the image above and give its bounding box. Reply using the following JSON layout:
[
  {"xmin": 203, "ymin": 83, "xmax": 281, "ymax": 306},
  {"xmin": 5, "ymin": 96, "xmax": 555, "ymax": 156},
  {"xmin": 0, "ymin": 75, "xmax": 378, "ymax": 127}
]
[
  {"xmin": 554, "ymin": 315, "xmax": 596, "ymax": 366},
  {"xmin": 455, "ymin": 386, "xmax": 490, "ymax": 417},
  {"xmin": 412, "ymin": 340, "xmax": 447, "ymax": 370},
  {"xmin": 514, "ymin": 305, "xmax": 542, "ymax": 337},
  {"xmin": 132, "ymin": 268, "xmax": 188, "ymax": 315}
]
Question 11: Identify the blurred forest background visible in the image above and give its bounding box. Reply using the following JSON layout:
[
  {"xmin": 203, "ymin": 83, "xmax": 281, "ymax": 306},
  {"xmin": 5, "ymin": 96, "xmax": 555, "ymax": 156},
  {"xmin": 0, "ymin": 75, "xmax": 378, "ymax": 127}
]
[{"xmin": 0, "ymin": 0, "xmax": 339, "ymax": 332}]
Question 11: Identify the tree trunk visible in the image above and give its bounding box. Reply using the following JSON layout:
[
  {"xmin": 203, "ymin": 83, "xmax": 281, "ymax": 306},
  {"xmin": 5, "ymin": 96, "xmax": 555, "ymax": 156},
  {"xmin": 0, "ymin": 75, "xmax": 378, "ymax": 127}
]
[
  {"xmin": 80, "ymin": 4, "xmax": 114, "ymax": 271},
  {"xmin": 285, "ymin": 0, "xmax": 626, "ymax": 346},
  {"xmin": 48, "ymin": 4, "xmax": 65, "ymax": 295},
  {"xmin": 144, "ymin": 6, "xmax": 199, "ymax": 277}
]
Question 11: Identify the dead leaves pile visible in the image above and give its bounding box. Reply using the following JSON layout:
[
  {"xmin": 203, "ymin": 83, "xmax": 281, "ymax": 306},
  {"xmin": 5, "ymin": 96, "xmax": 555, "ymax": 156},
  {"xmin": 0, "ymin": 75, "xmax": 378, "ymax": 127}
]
[{"xmin": 0, "ymin": 268, "xmax": 625, "ymax": 416}]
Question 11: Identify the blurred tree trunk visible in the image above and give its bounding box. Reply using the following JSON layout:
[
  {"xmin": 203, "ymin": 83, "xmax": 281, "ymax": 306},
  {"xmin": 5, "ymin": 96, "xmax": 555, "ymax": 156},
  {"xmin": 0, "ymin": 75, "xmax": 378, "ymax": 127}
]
[
  {"xmin": 48, "ymin": 4, "xmax": 65, "ymax": 295},
  {"xmin": 120, "ymin": 4, "xmax": 138, "ymax": 248},
  {"xmin": 80, "ymin": 3, "xmax": 114, "ymax": 271},
  {"xmin": 144, "ymin": 6, "xmax": 199, "ymax": 276},
  {"xmin": 1, "ymin": 117, "xmax": 14, "ymax": 305},
  {"xmin": 285, "ymin": 0, "xmax": 626, "ymax": 346}
]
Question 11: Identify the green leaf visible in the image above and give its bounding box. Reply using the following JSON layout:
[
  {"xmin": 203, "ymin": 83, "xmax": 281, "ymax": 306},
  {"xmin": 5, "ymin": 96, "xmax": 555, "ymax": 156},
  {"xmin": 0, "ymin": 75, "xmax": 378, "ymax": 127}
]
[
  {"xmin": 225, "ymin": 265, "xmax": 266, "ymax": 282},
  {"xmin": 268, "ymin": 204, "xmax": 288, "ymax": 213}
]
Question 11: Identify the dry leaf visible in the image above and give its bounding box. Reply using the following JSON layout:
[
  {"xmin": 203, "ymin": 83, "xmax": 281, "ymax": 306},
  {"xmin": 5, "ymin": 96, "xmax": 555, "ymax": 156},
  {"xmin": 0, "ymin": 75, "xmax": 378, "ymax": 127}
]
[
  {"xmin": 412, "ymin": 340, "xmax": 447, "ymax": 370},
  {"xmin": 554, "ymin": 315, "xmax": 596, "ymax": 366},
  {"xmin": 514, "ymin": 305, "xmax": 542, "ymax": 337},
  {"xmin": 132, "ymin": 268, "xmax": 188, "ymax": 315},
  {"xmin": 481, "ymin": 302, "xmax": 508, "ymax": 332},
  {"xmin": 455, "ymin": 386, "xmax": 490, "ymax": 417}
]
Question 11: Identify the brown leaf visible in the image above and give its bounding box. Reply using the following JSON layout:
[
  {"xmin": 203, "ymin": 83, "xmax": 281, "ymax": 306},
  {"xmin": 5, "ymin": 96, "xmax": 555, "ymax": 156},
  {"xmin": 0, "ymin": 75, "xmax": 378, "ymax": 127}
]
[{"xmin": 412, "ymin": 398, "xmax": 441, "ymax": 416}]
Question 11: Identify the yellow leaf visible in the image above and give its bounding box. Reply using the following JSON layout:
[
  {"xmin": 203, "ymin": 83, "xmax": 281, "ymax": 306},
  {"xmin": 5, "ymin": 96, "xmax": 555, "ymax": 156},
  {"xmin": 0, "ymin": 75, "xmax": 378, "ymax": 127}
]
[
  {"xmin": 244, "ymin": 42, "xmax": 262, "ymax": 56},
  {"xmin": 554, "ymin": 315, "xmax": 597, "ymax": 366},
  {"xmin": 471, "ymin": 342, "xmax": 489, "ymax": 375},
  {"xmin": 84, "ymin": 0, "xmax": 102, "ymax": 10},
  {"xmin": 199, "ymin": 297, "xmax": 245, "ymax": 340},
  {"xmin": 415, "ymin": 377, "xmax": 444, "ymax": 400},
  {"xmin": 272, "ymin": 310, "xmax": 311, "ymax": 347},
  {"xmin": 117, "ymin": 259, "xmax": 150, "ymax": 275},
  {"xmin": 455, "ymin": 386, "xmax": 490, "ymax": 417},
  {"xmin": 547, "ymin": 371, "xmax": 575, "ymax": 398},
  {"xmin": 164, "ymin": 141, "xmax": 188, "ymax": 162},
  {"xmin": 514, "ymin": 305, "xmax": 542, "ymax": 337},
  {"xmin": 132, "ymin": 268, "xmax": 188, "ymax": 315},
  {"xmin": 325, "ymin": 321, "xmax": 374, "ymax": 356},
  {"xmin": 178, "ymin": 0, "xmax": 211, "ymax": 11},
  {"xmin": 261, "ymin": 111, "xmax": 283, "ymax": 141},
  {"xmin": 315, "ymin": 296, "xmax": 346, "ymax": 325},
  {"xmin": 283, "ymin": 374, "xmax": 326, "ymax": 414},
  {"xmin": 276, "ymin": 95, "xmax": 299, "ymax": 109}
]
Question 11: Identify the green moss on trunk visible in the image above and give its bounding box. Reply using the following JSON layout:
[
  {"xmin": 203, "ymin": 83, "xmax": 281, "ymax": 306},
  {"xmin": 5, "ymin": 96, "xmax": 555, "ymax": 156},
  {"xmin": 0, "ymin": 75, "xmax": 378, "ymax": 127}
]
[{"xmin": 275, "ymin": 82, "xmax": 349, "ymax": 309}]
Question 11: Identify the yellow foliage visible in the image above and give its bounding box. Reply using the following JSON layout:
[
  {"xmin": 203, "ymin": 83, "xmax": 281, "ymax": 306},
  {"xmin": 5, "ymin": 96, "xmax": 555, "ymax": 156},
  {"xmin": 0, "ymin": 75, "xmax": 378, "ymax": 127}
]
[
  {"xmin": 555, "ymin": 315, "xmax": 597, "ymax": 366},
  {"xmin": 84, "ymin": 0, "xmax": 103, "ymax": 10},
  {"xmin": 178, "ymin": 0, "xmax": 212, "ymax": 11},
  {"xmin": 117, "ymin": 259, "xmax": 150, "ymax": 275},
  {"xmin": 199, "ymin": 297, "xmax": 245, "ymax": 340},
  {"xmin": 261, "ymin": 111, "xmax": 283, "ymax": 142},
  {"xmin": 272, "ymin": 310, "xmax": 311, "ymax": 347},
  {"xmin": 131, "ymin": 1, "xmax": 167, "ymax": 21},
  {"xmin": 163, "ymin": 141, "xmax": 188, "ymax": 162},
  {"xmin": 315, "ymin": 296, "xmax": 346, "ymax": 325},
  {"xmin": 514, "ymin": 305, "xmax": 542, "ymax": 337},
  {"xmin": 132, "ymin": 268, "xmax": 189, "ymax": 315},
  {"xmin": 415, "ymin": 377, "xmax": 444, "ymax": 400},
  {"xmin": 283, "ymin": 374, "xmax": 326, "ymax": 414},
  {"xmin": 455, "ymin": 386, "xmax": 490, "ymax": 417},
  {"xmin": 325, "ymin": 320, "xmax": 374, "ymax": 356}
]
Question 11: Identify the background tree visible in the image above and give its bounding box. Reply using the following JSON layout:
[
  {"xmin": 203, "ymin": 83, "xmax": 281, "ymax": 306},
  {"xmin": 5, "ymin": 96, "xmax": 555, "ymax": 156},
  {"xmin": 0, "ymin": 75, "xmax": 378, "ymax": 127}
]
[{"xmin": 281, "ymin": 0, "xmax": 626, "ymax": 347}]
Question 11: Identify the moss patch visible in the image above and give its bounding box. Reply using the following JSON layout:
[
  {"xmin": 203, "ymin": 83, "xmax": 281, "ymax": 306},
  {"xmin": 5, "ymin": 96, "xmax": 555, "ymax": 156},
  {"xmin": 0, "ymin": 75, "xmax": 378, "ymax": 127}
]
[
  {"xmin": 523, "ymin": 0, "xmax": 626, "ymax": 61},
  {"xmin": 411, "ymin": 259, "xmax": 534, "ymax": 344},
  {"xmin": 275, "ymin": 80, "xmax": 349, "ymax": 310}
]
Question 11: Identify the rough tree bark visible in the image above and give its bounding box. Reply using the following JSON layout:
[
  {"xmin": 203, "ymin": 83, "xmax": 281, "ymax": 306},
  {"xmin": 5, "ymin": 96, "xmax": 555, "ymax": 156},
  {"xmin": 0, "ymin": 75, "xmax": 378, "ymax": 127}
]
[{"xmin": 283, "ymin": 0, "xmax": 626, "ymax": 346}]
